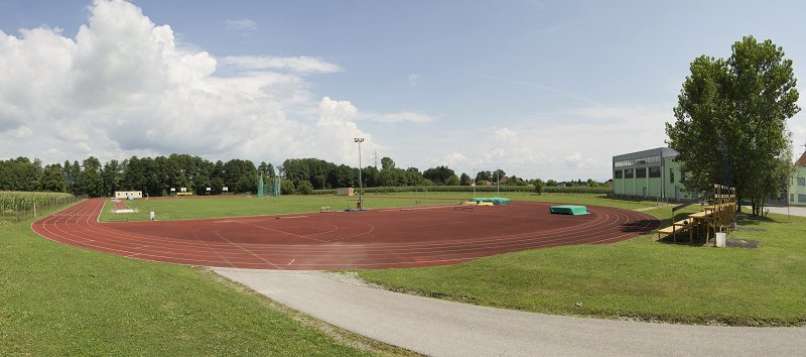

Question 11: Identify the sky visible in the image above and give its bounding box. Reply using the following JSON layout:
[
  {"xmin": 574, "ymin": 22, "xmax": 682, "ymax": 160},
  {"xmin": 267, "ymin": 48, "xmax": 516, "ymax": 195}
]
[{"xmin": 1, "ymin": 0, "xmax": 805, "ymax": 180}]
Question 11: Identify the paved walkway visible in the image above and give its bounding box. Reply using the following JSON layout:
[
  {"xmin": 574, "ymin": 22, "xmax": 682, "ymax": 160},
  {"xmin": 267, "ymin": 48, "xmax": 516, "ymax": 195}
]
[
  {"xmin": 213, "ymin": 268, "xmax": 806, "ymax": 357},
  {"xmin": 760, "ymin": 205, "xmax": 806, "ymax": 217}
]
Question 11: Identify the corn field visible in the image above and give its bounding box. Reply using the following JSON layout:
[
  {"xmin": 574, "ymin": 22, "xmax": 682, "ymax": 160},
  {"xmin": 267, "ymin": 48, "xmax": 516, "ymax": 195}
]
[{"xmin": 0, "ymin": 191, "xmax": 78, "ymax": 222}]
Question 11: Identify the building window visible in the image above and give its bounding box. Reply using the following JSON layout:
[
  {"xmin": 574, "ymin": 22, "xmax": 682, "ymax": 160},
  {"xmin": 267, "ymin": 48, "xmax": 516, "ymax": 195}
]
[
  {"xmin": 624, "ymin": 169, "xmax": 634, "ymax": 178},
  {"xmin": 800, "ymin": 194, "xmax": 806, "ymax": 203},
  {"xmin": 669, "ymin": 169, "xmax": 674, "ymax": 183},
  {"xmin": 648, "ymin": 166, "xmax": 661, "ymax": 178},
  {"xmin": 614, "ymin": 160, "xmax": 633, "ymax": 168},
  {"xmin": 798, "ymin": 177, "xmax": 806, "ymax": 186},
  {"xmin": 635, "ymin": 167, "xmax": 647, "ymax": 178},
  {"xmin": 614, "ymin": 170, "xmax": 623, "ymax": 179}
]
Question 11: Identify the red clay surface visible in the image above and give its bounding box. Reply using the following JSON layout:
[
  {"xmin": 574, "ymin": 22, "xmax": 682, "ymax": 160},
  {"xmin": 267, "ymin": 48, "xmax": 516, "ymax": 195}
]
[{"xmin": 32, "ymin": 198, "xmax": 659, "ymax": 270}]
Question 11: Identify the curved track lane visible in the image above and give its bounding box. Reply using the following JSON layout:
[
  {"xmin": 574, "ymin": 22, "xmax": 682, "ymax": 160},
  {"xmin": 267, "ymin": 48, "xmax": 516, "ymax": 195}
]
[{"xmin": 32, "ymin": 199, "xmax": 659, "ymax": 270}]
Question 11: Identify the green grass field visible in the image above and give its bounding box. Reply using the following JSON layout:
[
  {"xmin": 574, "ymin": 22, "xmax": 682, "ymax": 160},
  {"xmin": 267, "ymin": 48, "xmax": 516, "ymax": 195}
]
[
  {"xmin": 360, "ymin": 205, "xmax": 806, "ymax": 326},
  {"xmin": 18, "ymin": 190, "xmax": 805, "ymax": 350},
  {"xmin": 99, "ymin": 192, "xmax": 661, "ymax": 222},
  {"xmin": 100, "ymin": 194, "xmax": 463, "ymax": 222},
  {"xmin": 1, "ymin": 202, "xmax": 409, "ymax": 356}
]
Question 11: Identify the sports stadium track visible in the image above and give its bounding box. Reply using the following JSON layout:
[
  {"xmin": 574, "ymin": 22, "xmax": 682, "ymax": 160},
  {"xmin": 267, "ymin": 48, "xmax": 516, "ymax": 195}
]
[{"xmin": 32, "ymin": 199, "xmax": 659, "ymax": 270}]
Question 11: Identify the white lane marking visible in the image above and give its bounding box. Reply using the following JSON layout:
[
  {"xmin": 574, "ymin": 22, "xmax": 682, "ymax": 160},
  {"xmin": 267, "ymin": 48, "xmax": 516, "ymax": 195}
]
[{"xmin": 288, "ymin": 258, "xmax": 296, "ymax": 266}]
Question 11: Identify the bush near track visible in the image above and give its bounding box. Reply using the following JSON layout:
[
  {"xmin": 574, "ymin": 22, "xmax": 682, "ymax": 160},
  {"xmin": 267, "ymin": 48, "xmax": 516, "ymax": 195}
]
[
  {"xmin": 0, "ymin": 191, "xmax": 78, "ymax": 222},
  {"xmin": 360, "ymin": 205, "xmax": 806, "ymax": 327}
]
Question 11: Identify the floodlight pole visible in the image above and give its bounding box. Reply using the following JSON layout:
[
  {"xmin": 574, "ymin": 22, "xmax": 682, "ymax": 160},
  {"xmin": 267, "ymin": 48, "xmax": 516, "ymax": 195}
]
[{"xmin": 354, "ymin": 137, "xmax": 365, "ymax": 209}]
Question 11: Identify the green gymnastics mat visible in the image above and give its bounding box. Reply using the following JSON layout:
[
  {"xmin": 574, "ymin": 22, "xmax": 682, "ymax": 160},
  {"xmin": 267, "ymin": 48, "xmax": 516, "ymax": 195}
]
[
  {"xmin": 549, "ymin": 205, "xmax": 589, "ymax": 215},
  {"xmin": 470, "ymin": 197, "xmax": 512, "ymax": 205}
]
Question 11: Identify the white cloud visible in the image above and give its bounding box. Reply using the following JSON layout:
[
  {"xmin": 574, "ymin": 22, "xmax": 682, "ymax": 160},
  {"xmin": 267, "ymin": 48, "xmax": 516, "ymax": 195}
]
[
  {"xmin": 222, "ymin": 55, "xmax": 342, "ymax": 74},
  {"xmin": 443, "ymin": 152, "xmax": 469, "ymax": 169},
  {"xmin": 367, "ymin": 112, "xmax": 434, "ymax": 124},
  {"xmin": 408, "ymin": 73, "xmax": 419, "ymax": 87},
  {"xmin": 0, "ymin": 0, "xmax": 371, "ymax": 166},
  {"xmin": 429, "ymin": 106, "xmax": 671, "ymax": 180},
  {"xmin": 225, "ymin": 18, "xmax": 257, "ymax": 32}
]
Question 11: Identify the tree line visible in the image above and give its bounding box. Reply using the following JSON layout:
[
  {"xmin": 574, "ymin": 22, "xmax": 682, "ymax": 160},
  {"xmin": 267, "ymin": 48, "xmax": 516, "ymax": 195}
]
[{"xmin": 0, "ymin": 155, "xmax": 607, "ymax": 197}]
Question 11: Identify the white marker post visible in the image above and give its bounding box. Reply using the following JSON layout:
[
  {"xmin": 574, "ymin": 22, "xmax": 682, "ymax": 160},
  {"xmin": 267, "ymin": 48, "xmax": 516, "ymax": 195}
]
[{"xmin": 149, "ymin": 210, "xmax": 155, "ymax": 222}]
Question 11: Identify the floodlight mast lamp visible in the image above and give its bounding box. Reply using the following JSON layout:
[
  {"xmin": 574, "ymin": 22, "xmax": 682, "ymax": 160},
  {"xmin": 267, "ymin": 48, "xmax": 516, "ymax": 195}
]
[{"xmin": 354, "ymin": 137, "xmax": 365, "ymax": 209}]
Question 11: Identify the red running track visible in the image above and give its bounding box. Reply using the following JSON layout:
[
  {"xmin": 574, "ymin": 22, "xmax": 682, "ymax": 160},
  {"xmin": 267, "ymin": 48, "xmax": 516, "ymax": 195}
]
[{"xmin": 32, "ymin": 199, "xmax": 659, "ymax": 270}]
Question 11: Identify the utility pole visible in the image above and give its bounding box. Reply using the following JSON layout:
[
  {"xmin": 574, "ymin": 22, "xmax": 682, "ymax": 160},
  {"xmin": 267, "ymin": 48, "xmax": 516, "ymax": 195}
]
[
  {"xmin": 374, "ymin": 150, "xmax": 378, "ymax": 169},
  {"xmin": 354, "ymin": 138, "xmax": 365, "ymax": 209}
]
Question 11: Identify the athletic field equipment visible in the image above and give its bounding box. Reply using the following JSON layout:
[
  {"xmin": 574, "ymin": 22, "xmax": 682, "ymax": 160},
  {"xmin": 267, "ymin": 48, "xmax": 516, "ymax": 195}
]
[
  {"xmin": 469, "ymin": 197, "xmax": 512, "ymax": 205},
  {"xmin": 32, "ymin": 199, "xmax": 658, "ymax": 270},
  {"xmin": 257, "ymin": 172, "xmax": 282, "ymax": 198},
  {"xmin": 461, "ymin": 200, "xmax": 494, "ymax": 206},
  {"xmin": 549, "ymin": 205, "xmax": 589, "ymax": 215},
  {"xmin": 656, "ymin": 184, "xmax": 736, "ymax": 244}
]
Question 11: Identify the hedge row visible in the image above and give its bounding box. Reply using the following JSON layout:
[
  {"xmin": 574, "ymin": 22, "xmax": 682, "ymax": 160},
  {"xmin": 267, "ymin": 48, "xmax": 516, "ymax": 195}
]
[{"xmin": 312, "ymin": 185, "xmax": 611, "ymax": 195}]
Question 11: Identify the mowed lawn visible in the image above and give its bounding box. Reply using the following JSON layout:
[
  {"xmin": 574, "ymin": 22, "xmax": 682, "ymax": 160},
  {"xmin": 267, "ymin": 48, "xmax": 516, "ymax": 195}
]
[
  {"xmin": 100, "ymin": 194, "xmax": 463, "ymax": 222},
  {"xmin": 360, "ymin": 202, "xmax": 806, "ymax": 326},
  {"xmin": 368, "ymin": 191, "xmax": 663, "ymax": 210},
  {"xmin": 1, "ymin": 204, "xmax": 407, "ymax": 356}
]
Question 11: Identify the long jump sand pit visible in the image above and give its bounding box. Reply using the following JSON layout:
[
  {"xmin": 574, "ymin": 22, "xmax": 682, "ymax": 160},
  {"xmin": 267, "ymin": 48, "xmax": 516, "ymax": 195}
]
[{"xmin": 33, "ymin": 199, "xmax": 658, "ymax": 270}]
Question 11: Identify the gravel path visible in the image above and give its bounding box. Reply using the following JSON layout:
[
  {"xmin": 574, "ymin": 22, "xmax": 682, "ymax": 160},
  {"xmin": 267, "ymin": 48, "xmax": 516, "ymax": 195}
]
[{"xmin": 213, "ymin": 268, "xmax": 806, "ymax": 357}]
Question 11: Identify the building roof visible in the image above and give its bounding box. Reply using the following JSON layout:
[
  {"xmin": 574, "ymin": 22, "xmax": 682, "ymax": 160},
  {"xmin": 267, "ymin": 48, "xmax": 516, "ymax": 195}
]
[
  {"xmin": 613, "ymin": 147, "xmax": 679, "ymax": 161},
  {"xmin": 796, "ymin": 151, "xmax": 806, "ymax": 167}
]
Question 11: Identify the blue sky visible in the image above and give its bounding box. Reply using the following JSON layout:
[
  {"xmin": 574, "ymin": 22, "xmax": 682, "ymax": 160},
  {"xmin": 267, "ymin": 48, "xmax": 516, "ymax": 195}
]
[{"xmin": 0, "ymin": 0, "xmax": 804, "ymax": 180}]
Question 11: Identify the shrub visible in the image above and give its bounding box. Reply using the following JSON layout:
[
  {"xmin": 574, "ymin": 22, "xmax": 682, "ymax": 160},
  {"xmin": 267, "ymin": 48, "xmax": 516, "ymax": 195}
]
[{"xmin": 296, "ymin": 181, "xmax": 314, "ymax": 195}]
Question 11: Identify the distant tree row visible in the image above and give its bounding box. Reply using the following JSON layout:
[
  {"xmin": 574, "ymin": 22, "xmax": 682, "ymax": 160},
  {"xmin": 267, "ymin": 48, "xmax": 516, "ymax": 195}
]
[
  {"xmin": 0, "ymin": 155, "xmax": 271, "ymax": 197},
  {"xmin": 0, "ymin": 155, "xmax": 608, "ymax": 197}
]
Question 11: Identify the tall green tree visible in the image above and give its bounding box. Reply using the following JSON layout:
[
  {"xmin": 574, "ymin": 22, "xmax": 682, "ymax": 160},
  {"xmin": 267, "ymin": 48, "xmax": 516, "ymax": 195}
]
[
  {"xmin": 101, "ymin": 160, "xmax": 122, "ymax": 196},
  {"xmin": 423, "ymin": 166, "xmax": 455, "ymax": 185},
  {"xmin": 41, "ymin": 164, "xmax": 66, "ymax": 192},
  {"xmin": 459, "ymin": 173, "xmax": 472, "ymax": 186},
  {"xmin": 80, "ymin": 157, "xmax": 104, "ymax": 197},
  {"xmin": 666, "ymin": 36, "xmax": 799, "ymax": 215},
  {"xmin": 381, "ymin": 157, "xmax": 395, "ymax": 171}
]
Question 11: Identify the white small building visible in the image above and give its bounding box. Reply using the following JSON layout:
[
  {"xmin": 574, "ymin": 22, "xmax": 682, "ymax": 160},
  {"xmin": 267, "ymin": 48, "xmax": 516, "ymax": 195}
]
[
  {"xmin": 114, "ymin": 191, "xmax": 143, "ymax": 200},
  {"xmin": 336, "ymin": 187, "xmax": 354, "ymax": 196}
]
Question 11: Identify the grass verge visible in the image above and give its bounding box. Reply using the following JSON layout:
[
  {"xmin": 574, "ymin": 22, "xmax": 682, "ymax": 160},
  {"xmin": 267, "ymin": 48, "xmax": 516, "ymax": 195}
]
[
  {"xmin": 1, "ymin": 203, "xmax": 411, "ymax": 356},
  {"xmin": 359, "ymin": 205, "xmax": 806, "ymax": 326}
]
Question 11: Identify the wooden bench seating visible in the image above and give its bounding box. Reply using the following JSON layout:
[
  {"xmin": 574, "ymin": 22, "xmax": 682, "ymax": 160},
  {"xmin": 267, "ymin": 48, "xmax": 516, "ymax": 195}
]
[{"xmin": 656, "ymin": 218, "xmax": 693, "ymax": 240}]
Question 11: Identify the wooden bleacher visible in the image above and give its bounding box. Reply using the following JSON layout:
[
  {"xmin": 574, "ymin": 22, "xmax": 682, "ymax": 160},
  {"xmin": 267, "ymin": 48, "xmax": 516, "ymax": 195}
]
[{"xmin": 656, "ymin": 184, "xmax": 736, "ymax": 244}]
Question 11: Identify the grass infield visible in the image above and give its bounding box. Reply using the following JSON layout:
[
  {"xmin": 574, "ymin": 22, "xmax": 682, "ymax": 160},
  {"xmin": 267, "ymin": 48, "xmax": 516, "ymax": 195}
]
[
  {"xmin": 1, "ymin": 203, "xmax": 411, "ymax": 356},
  {"xmin": 99, "ymin": 194, "xmax": 462, "ymax": 222}
]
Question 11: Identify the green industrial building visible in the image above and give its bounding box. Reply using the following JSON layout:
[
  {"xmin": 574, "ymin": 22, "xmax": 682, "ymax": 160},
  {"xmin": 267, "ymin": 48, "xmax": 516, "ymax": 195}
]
[
  {"xmin": 612, "ymin": 147, "xmax": 694, "ymax": 201},
  {"xmin": 613, "ymin": 147, "xmax": 806, "ymax": 206},
  {"xmin": 788, "ymin": 151, "xmax": 806, "ymax": 206}
]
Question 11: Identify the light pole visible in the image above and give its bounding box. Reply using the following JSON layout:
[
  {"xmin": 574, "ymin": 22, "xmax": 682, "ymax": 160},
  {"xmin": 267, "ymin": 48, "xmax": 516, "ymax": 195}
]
[
  {"xmin": 354, "ymin": 137, "xmax": 365, "ymax": 209},
  {"xmin": 495, "ymin": 170, "xmax": 500, "ymax": 194},
  {"xmin": 472, "ymin": 168, "xmax": 476, "ymax": 196}
]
